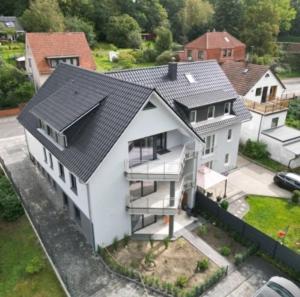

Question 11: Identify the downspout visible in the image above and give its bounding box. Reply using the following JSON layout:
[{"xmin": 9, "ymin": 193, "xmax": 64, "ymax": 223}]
[
  {"xmin": 257, "ymin": 114, "xmax": 263, "ymax": 142},
  {"xmin": 288, "ymin": 154, "xmax": 299, "ymax": 169},
  {"xmin": 86, "ymin": 183, "xmax": 95, "ymax": 250}
]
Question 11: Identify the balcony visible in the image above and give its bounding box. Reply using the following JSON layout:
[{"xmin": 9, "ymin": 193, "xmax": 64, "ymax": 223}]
[
  {"xmin": 126, "ymin": 175, "xmax": 194, "ymax": 215},
  {"xmin": 124, "ymin": 142, "xmax": 196, "ymax": 181},
  {"xmin": 243, "ymin": 98, "xmax": 290, "ymax": 114}
]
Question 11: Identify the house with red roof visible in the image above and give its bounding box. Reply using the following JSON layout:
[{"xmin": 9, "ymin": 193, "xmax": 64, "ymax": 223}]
[
  {"xmin": 179, "ymin": 31, "xmax": 246, "ymax": 63},
  {"xmin": 25, "ymin": 32, "xmax": 96, "ymax": 89}
]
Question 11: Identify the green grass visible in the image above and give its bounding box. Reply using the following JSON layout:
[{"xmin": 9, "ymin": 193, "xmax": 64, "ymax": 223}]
[
  {"xmin": 278, "ymin": 70, "xmax": 300, "ymax": 79},
  {"xmin": 0, "ymin": 42, "xmax": 24, "ymax": 66},
  {"xmin": 244, "ymin": 196, "xmax": 300, "ymax": 253},
  {"xmin": 0, "ymin": 216, "xmax": 66, "ymax": 297},
  {"xmin": 92, "ymin": 42, "xmax": 155, "ymax": 72}
]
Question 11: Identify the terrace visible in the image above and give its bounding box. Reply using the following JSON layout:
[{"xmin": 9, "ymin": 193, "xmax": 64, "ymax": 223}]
[{"xmin": 243, "ymin": 98, "xmax": 290, "ymax": 114}]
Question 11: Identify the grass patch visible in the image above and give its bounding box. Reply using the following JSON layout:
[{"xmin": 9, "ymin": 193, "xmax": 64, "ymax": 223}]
[
  {"xmin": 0, "ymin": 43, "xmax": 25, "ymax": 66},
  {"xmin": 0, "ymin": 216, "xmax": 66, "ymax": 297},
  {"xmin": 244, "ymin": 195, "xmax": 300, "ymax": 253},
  {"xmin": 278, "ymin": 70, "xmax": 300, "ymax": 79}
]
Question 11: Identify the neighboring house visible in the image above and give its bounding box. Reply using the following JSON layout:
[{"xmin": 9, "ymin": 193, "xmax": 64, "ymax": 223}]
[
  {"xmin": 222, "ymin": 60, "xmax": 300, "ymax": 168},
  {"xmin": 179, "ymin": 31, "xmax": 246, "ymax": 63},
  {"xmin": 0, "ymin": 16, "xmax": 25, "ymax": 41},
  {"xmin": 25, "ymin": 32, "xmax": 96, "ymax": 89},
  {"xmin": 18, "ymin": 61, "xmax": 250, "ymax": 248}
]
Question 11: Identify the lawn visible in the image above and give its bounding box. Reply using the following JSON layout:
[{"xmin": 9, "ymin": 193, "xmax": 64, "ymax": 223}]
[
  {"xmin": 92, "ymin": 42, "xmax": 155, "ymax": 72},
  {"xmin": 278, "ymin": 70, "xmax": 300, "ymax": 79},
  {"xmin": 244, "ymin": 195, "xmax": 300, "ymax": 253},
  {"xmin": 0, "ymin": 42, "xmax": 24, "ymax": 66}
]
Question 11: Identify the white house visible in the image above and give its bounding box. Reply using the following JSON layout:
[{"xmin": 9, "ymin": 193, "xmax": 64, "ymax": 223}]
[
  {"xmin": 222, "ymin": 60, "xmax": 300, "ymax": 168},
  {"xmin": 18, "ymin": 61, "xmax": 250, "ymax": 248}
]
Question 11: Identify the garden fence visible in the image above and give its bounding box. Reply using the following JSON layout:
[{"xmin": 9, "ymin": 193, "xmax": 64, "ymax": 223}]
[{"xmin": 195, "ymin": 191, "xmax": 300, "ymax": 273}]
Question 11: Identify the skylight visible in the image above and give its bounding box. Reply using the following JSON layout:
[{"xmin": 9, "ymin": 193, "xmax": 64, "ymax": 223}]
[
  {"xmin": 5, "ymin": 21, "xmax": 15, "ymax": 28},
  {"xmin": 224, "ymin": 37, "xmax": 230, "ymax": 43},
  {"xmin": 185, "ymin": 73, "xmax": 196, "ymax": 83},
  {"xmin": 243, "ymin": 69, "xmax": 249, "ymax": 74}
]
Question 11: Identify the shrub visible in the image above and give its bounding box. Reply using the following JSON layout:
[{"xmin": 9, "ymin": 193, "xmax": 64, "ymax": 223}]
[
  {"xmin": 144, "ymin": 251, "xmax": 155, "ymax": 266},
  {"xmin": 196, "ymin": 259, "xmax": 209, "ymax": 272},
  {"xmin": 156, "ymin": 50, "xmax": 174, "ymax": 65},
  {"xmin": 291, "ymin": 190, "xmax": 300, "ymax": 204},
  {"xmin": 242, "ymin": 140, "xmax": 270, "ymax": 160},
  {"xmin": 234, "ymin": 253, "xmax": 244, "ymax": 265},
  {"xmin": 196, "ymin": 225, "xmax": 208, "ymax": 236},
  {"xmin": 220, "ymin": 200, "xmax": 229, "ymax": 210},
  {"xmin": 112, "ymin": 237, "xmax": 119, "ymax": 251},
  {"xmin": 25, "ymin": 256, "xmax": 44, "ymax": 274},
  {"xmin": 163, "ymin": 236, "xmax": 171, "ymax": 249},
  {"xmin": 149, "ymin": 238, "xmax": 154, "ymax": 248},
  {"xmin": 175, "ymin": 275, "xmax": 188, "ymax": 288},
  {"xmin": 123, "ymin": 234, "xmax": 130, "ymax": 246},
  {"xmin": 219, "ymin": 246, "xmax": 231, "ymax": 257},
  {"xmin": 140, "ymin": 47, "xmax": 158, "ymax": 63}
]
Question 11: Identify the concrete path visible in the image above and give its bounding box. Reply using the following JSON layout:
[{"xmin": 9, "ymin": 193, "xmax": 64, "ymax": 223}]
[
  {"xmin": 228, "ymin": 196, "xmax": 249, "ymax": 218},
  {"xmin": 180, "ymin": 228, "xmax": 233, "ymax": 273},
  {"xmin": 0, "ymin": 119, "xmax": 159, "ymax": 297}
]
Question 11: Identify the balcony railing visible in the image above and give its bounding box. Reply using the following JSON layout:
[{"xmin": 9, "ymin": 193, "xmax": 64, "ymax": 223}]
[
  {"xmin": 124, "ymin": 141, "xmax": 196, "ymax": 181},
  {"xmin": 243, "ymin": 98, "xmax": 290, "ymax": 114}
]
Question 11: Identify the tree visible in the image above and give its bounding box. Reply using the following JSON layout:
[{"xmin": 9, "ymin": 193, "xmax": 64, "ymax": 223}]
[
  {"xmin": 0, "ymin": 0, "xmax": 29, "ymax": 16},
  {"xmin": 106, "ymin": 14, "xmax": 142, "ymax": 48},
  {"xmin": 213, "ymin": 0, "xmax": 244, "ymax": 37},
  {"xmin": 21, "ymin": 0, "xmax": 65, "ymax": 32},
  {"xmin": 178, "ymin": 0, "xmax": 214, "ymax": 42},
  {"xmin": 64, "ymin": 16, "xmax": 96, "ymax": 47},
  {"xmin": 289, "ymin": 0, "xmax": 300, "ymax": 35},
  {"xmin": 155, "ymin": 26, "xmax": 173, "ymax": 53},
  {"xmin": 273, "ymin": 0, "xmax": 296, "ymax": 32}
]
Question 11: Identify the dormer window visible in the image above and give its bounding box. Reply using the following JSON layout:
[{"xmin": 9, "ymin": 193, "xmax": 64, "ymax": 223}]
[
  {"xmin": 47, "ymin": 56, "xmax": 79, "ymax": 69},
  {"xmin": 190, "ymin": 110, "xmax": 197, "ymax": 124},
  {"xmin": 207, "ymin": 106, "xmax": 215, "ymax": 119},
  {"xmin": 224, "ymin": 102, "xmax": 231, "ymax": 115}
]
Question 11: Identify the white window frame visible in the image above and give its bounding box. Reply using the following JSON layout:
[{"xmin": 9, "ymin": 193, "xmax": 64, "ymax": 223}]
[
  {"xmin": 203, "ymin": 135, "xmax": 215, "ymax": 155},
  {"xmin": 190, "ymin": 110, "xmax": 197, "ymax": 124},
  {"xmin": 207, "ymin": 106, "xmax": 215, "ymax": 119},
  {"xmin": 224, "ymin": 102, "xmax": 231, "ymax": 115}
]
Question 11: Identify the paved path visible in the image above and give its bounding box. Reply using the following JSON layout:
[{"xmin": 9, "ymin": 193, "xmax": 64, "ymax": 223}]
[
  {"xmin": 0, "ymin": 122, "xmax": 159, "ymax": 297},
  {"xmin": 180, "ymin": 228, "xmax": 233, "ymax": 273}
]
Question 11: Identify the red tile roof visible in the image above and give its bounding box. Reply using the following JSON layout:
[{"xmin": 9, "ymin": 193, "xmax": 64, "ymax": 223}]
[
  {"xmin": 185, "ymin": 31, "xmax": 245, "ymax": 50},
  {"xmin": 26, "ymin": 32, "xmax": 96, "ymax": 74}
]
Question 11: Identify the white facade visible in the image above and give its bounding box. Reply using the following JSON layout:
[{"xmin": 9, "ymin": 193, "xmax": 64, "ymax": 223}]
[
  {"xmin": 244, "ymin": 70, "xmax": 286, "ymax": 102},
  {"xmin": 25, "ymin": 92, "xmax": 203, "ymax": 248}
]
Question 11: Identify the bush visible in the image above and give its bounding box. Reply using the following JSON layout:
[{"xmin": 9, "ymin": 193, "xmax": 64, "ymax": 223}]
[
  {"xmin": 175, "ymin": 275, "xmax": 188, "ymax": 288},
  {"xmin": 123, "ymin": 234, "xmax": 130, "ymax": 246},
  {"xmin": 220, "ymin": 200, "xmax": 229, "ymax": 210},
  {"xmin": 25, "ymin": 256, "xmax": 44, "ymax": 274},
  {"xmin": 196, "ymin": 225, "xmax": 208, "ymax": 236},
  {"xmin": 156, "ymin": 50, "xmax": 174, "ymax": 65},
  {"xmin": 163, "ymin": 236, "xmax": 171, "ymax": 249},
  {"xmin": 144, "ymin": 251, "xmax": 155, "ymax": 266},
  {"xmin": 219, "ymin": 246, "xmax": 231, "ymax": 257},
  {"xmin": 140, "ymin": 47, "xmax": 158, "ymax": 63},
  {"xmin": 112, "ymin": 237, "xmax": 119, "ymax": 251},
  {"xmin": 241, "ymin": 140, "xmax": 270, "ymax": 160},
  {"xmin": 196, "ymin": 259, "xmax": 209, "ymax": 272},
  {"xmin": 291, "ymin": 190, "xmax": 300, "ymax": 204}
]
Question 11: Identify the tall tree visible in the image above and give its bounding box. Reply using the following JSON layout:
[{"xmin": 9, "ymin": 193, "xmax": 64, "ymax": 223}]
[
  {"xmin": 213, "ymin": 0, "xmax": 244, "ymax": 37},
  {"xmin": 21, "ymin": 0, "xmax": 65, "ymax": 32},
  {"xmin": 0, "ymin": 0, "xmax": 29, "ymax": 16},
  {"xmin": 289, "ymin": 0, "xmax": 300, "ymax": 35},
  {"xmin": 155, "ymin": 26, "xmax": 173, "ymax": 53}
]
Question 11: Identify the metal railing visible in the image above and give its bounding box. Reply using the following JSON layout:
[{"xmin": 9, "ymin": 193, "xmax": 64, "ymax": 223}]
[
  {"xmin": 124, "ymin": 141, "xmax": 196, "ymax": 180},
  {"xmin": 243, "ymin": 98, "xmax": 290, "ymax": 114}
]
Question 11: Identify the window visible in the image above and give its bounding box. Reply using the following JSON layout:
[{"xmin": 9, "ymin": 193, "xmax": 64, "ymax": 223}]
[
  {"xmin": 185, "ymin": 73, "xmax": 196, "ymax": 83},
  {"xmin": 224, "ymin": 102, "xmax": 231, "ymax": 115},
  {"xmin": 46, "ymin": 125, "xmax": 51, "ymax": 136},
  {"xmin": 49, "ymin": 152, "xmax": 53, "ymax": 169},
  {"xmin": 256, "ymin": 88, "xmax": 262, "ymax": 96},
  {"xmin": 43, "ymin": 148, "xmax": 47, "ymax": 163},
  {"xmin": 227, "ymin": 129, "xmax": 232, "ymax": 141},
  {"xmin": 59, "ymin": 162, "xmax": 65, "ymax": 181},
  {"xmin": 74, "ymin": 205, "xmax": 81, "ymax": 225},
  {"xmin": 207, "ymin": 106, "xmax": 215, "ymax": 119},
  {"xmin": 203, "ymin": 135, "xmax": 215, "ymax": 155},
  {"xmin": 198, "ymin": 50, "xmax": 204, "ymax": 60},
  {"xmin": 223, "ymin": 48, "xmax": 232, "ymax": 57},
  {"xmin": 70, "ymin": 173, "xmax": 77, "ymax": 194},
  {"xmin": 190, "ymin": 110, "xmax": 197, "ymax": 124},
  {"xmin": 271, "ymin": 117, "xmax": 279, "ymax": 128},
  {"xmin": 205, "ymin": 161, "xmax": 213, "ymax": 169},
  {"xmin": 143, "ymin": 102, "xmax": 156, "ymax": 110},
  {"xmin": 187, "ymin": 50, "xmax": 192, "ymax": 60},
  {"xmin": 225, "ymin": 153, "xmax": 229, "ymax": 165}
]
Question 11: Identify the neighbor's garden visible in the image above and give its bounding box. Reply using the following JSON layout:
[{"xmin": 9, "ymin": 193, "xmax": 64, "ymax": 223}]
[{"xmin": 0, "ymin": 168, "xmax": 66, "ymax": 297}]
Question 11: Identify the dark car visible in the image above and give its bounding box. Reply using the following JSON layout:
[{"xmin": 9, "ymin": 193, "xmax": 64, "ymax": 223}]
[{"xmin": 274, "ymin": 172, "xmax": 300, "ymax": 191}]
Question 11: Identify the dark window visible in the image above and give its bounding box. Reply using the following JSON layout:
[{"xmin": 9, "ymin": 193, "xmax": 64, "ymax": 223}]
[
  {"xmin": 227, "ymin": 129, "xmax": 232, "ymax": 140},
  {"xmin": 49, "ymin": 152, "xmax": 53, "ymax": 168},
  {"xmin": 198, "ymin": 50, "xmax": 204, "ymax": 60},
  {"xmin": 228, "ymin": 49, "xmax": 232, "ymax": 56},
  {"xmin": 225, "ymin": 153, "xmax": 229, "ymax": 164},
  {"xmin": 70, "ymin": 173, "xmax": 77, "ymax": 194},
  {"xmin": 190, "ymin": 110, "xmax": 197, "ymax": 123},
  {"xmin": 143, "ymin": 102, "xmax": 156, "ymax": 110},
  {"xmin": 207, "ymin": 106, "xmax": 215, "ymax": 119},
  {"xmin": 74, "ymin": 205, "xmax": 81, "ymax": 224},
  {"xmin": 38, "ymin": 119, "xmax": 42, "ymax": 128},
  {"xmin": 63, "ymin": 192, "xmax": 69, "ymax": 208},
  {"xmin": 46, "ymin": 125, "xmax": 51, "ymax": 136},
  {"xmin": 43, "ymin": 147, "xmax": 47, "ymax": 163},
  {"xmin": 59, "ymin": 162, "xmax": 65, "ymax": 181},
  {"xmin": 271, "ymin": 117, "xmax": 279, "ymax": 128},
  {"xmin": 256, "ymin": 88, "xmax": 262, "ymax": 96},
  {"xmin": 224, "ymin": 102, "xmax": 231, "ymax": 114}
]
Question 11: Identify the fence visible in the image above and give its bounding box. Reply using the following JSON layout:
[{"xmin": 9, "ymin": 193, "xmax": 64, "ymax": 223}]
[{"xmin": 195, "ymin": 191, "xmax": 300, "ymax": 273}]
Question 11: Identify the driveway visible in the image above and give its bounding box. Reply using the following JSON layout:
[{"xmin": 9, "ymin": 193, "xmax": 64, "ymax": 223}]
[
  {"xmin": 227, "ymin": 156, "xmax": 291, "ymax": 199},
  {"xmin": 282, "ymin": 77, "xmax": 300, "ymax": 98}
]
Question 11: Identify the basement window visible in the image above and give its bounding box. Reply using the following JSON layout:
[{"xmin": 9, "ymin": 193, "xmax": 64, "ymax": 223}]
[{"xmin": 185, "ymin": 73, "xmax": 196, "ymax": 83}]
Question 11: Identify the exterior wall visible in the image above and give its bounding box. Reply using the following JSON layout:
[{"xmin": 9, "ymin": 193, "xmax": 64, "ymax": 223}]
[
  {"xmin": 245, "ymin": 70, "xmax": 286, "ymax": 102},
  {"xmin": 199, "ymin": 122, "xmax": 241, "ymax": 173},
  {"xmin": 240, "ymin": 110, "xmax": 287, "ymax": 143},
  {"xmin": 88, "ymin": 92, "xmax": 202, "ymax": 248}
]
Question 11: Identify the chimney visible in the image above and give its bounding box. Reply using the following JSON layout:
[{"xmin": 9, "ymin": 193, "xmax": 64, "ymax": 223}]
[{"xmin": 168, "ymin": 61, "xmax": 177, "ymax": 81}]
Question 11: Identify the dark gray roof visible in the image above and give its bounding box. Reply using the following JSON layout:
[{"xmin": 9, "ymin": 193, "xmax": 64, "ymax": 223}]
[
  {"xmin": 0, "ymin": 16, "xmax": 24, "ymax": 32},
  {"xmin": 175, "ymin": 89, "xmax": 235, "ymax": 109},
  {"xmin": 262, "ymin": 125, "xmax": 300, "ymax": 142},
  {"xmin": 18, "ymin": 64, "xmax": 154, "ymax": 182},
  {"xmin": 108, "ymin": 60, "xmax": 251, "ymax": 132},
  {"xmin": 30, "ymin": 79, "xmax": 107, "ymax": 132}
]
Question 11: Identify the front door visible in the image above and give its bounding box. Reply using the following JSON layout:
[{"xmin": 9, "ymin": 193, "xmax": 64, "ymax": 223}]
[
  {"xmin": 261, "ymin": 87, "xmax": 268, "ymax": 103},
  {"xmin": 269, "ymin": 86, "xmax": 277, "ymax": 101}
]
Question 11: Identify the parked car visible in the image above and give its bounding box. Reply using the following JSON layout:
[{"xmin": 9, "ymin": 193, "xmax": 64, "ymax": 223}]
[
  {"xmin": 273, "ymin": 172, "xmax": 300, "ymax": 191},
  {"xmin": 253, "ymin": 276, "xmax": 300, "ymax": 297}
]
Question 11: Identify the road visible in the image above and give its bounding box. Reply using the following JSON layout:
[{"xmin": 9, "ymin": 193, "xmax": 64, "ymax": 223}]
[{"xmin": 282, "ymin": 77, "xmax": 300, "ymax": 98}]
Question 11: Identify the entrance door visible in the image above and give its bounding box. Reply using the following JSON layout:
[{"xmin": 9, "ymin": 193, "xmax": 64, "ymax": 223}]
[
  {"xmin": 261, "ymin": 87, "xmax": 268, "ymax": 103},
  {"xmin": 269, "ymin": 86, "xmax": 277, "ymax": 101}
]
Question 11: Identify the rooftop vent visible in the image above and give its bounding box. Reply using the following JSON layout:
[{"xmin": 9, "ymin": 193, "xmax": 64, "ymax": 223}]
[
  {"xmin": 168, "ymin": 61, "xmax": 178, "ymax": 81},
  {"xmin": 185, "ymin": 73, "xmax": 196, "ymax": 83}
]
